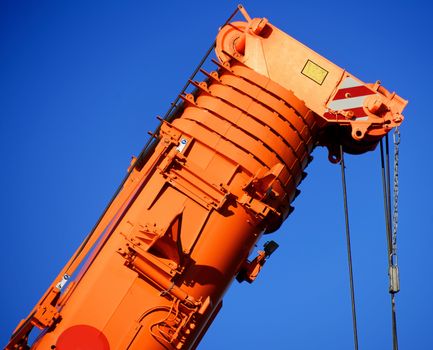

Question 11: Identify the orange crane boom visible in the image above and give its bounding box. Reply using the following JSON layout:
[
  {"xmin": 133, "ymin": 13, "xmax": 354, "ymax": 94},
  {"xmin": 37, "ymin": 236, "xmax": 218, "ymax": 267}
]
[{"xmin": 6, "ymin": 6, "xmax": 406, "ymax": 350}]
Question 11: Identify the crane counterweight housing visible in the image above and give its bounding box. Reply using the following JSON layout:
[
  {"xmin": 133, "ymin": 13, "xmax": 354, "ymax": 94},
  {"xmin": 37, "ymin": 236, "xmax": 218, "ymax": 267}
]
[{"xmin": 6, "ymin": 6, "xmax": 407, "ymax": 350}]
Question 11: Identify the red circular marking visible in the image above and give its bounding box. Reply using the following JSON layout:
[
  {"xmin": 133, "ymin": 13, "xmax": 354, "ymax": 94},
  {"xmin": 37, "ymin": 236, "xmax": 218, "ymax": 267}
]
[{"xmin": 56, "ymin": 324, "xmax": 110, "ymax": 350}]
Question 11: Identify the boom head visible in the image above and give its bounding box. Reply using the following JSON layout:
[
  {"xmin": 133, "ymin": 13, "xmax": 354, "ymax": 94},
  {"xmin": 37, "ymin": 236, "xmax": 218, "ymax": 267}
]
[{"xmin": 215, "ymin": 10, "xmax": 407, "ymax": 162}]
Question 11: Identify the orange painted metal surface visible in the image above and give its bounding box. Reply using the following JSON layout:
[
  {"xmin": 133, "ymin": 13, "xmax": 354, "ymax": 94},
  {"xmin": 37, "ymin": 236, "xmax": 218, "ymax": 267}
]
[{"xmin": 6, "ymin": 6, "xmax": 406, "ymax": 350}]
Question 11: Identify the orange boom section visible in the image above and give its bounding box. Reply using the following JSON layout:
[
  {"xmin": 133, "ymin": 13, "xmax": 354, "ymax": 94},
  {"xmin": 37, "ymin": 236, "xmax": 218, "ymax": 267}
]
[
  {"xmin": 7, "ymin": 7, "xmax": 406, "ymax": 350},
  {"xmin": 16, "ymin": 62, "xmax": 316, "ymax": 350}
]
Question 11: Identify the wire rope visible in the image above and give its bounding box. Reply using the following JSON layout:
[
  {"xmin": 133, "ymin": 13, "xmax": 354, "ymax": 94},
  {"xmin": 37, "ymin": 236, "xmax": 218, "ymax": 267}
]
[{"xmin": 339, "ymin": 145, "xmax": 359, "ymax": 350}]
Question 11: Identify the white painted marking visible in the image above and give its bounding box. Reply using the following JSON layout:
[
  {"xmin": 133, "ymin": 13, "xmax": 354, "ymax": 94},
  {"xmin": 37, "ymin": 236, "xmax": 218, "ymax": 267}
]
[
  {"xmin": 339, "ymin": 76, "xmax": 362, "ymax": 89},
  {"xmin": 328, "ymin": 95, "xmax": 367, "ymax": 110},
  {"xmin": 176, "ymin": 138, "xmax": 188, "ymax": 153},
  {"xmin": 56, "ymin": 274, "xmax": 70, "ymax": 290}
]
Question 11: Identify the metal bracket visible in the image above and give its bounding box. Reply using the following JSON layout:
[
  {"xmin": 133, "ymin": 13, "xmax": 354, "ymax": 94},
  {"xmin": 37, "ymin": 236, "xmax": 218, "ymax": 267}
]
[{"xmin": 238, "ymin": 193, "xmax": 278, "ymax": 219}]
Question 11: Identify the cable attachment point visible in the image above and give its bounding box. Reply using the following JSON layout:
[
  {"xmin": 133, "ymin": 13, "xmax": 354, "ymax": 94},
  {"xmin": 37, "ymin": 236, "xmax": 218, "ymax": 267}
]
[{"xmin": 389, "ymin": 265, "xmax": 400, "ymax": 294}]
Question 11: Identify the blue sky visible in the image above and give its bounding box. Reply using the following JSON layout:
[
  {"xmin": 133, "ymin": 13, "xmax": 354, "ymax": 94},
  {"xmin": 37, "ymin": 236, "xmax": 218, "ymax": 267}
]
[{"xmin": 1, "ymin": 1, "xmax": 431, "ymax": 349}]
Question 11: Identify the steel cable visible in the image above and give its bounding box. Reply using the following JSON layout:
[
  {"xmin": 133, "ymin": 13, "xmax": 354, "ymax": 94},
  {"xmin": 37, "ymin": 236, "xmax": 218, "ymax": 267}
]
[{"xmin": 340, "ymin": 145, "xmax": 359, "ymax": 350}]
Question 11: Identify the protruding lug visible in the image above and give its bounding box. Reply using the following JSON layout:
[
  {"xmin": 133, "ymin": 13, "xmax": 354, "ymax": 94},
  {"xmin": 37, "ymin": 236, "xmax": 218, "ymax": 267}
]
[
  {"xmin": 127, "ymin": 156, "xmax": 137, "ymax": 172},
  {"xmin": 237, "ymin": 4, "xmax": 252, "ymax": 23},
  {"xmin": 250, "ymin": 17, "xmax": 268, "ymax": 35},
  {"xmin": 327, "ymin": 146, "xmax": 341, "ymax": 164},
  {"xmin": 263, "ymin": 240, "xmax": 279, "ymax": 258},
  {"xmin": 236, "ymin": 240, "xmax": 279, "ymax": 284},
  {"xmin": 365, "ymin": 94, "xmax": 389, "ymax": 116},
  {"xmin": 351, "ymin": 125, "xmax": 367, "ymax": 141}
]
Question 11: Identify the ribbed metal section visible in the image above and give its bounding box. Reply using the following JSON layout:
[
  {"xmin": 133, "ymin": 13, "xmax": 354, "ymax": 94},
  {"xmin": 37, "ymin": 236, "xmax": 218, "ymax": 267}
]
[{"xmin": 172, "ymin": 60, "xmax": 318, "ymax": 210}]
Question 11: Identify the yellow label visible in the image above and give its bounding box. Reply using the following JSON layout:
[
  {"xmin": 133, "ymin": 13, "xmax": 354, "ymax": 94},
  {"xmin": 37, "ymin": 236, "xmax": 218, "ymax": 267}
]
[{"xmin": 301, "ymin": 60, "xmax": 328, "ymax": 85}]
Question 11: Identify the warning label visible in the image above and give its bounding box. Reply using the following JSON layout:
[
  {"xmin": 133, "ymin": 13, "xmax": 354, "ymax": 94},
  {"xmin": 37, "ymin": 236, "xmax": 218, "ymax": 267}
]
[{"xmin": 301, "ymin": 60, "xmax": 328, "ymax": 85}]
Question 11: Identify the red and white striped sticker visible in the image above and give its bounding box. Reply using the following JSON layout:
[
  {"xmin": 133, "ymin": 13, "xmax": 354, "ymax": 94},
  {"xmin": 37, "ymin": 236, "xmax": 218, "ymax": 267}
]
[{"xmin": 325, "ymin": 76, "xmax": 376, "ymax": 120}]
